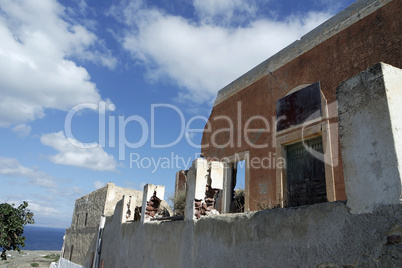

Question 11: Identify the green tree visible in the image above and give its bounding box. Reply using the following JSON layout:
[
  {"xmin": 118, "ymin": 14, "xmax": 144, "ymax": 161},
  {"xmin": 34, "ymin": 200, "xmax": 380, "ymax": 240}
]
[{"xmin": 0, "ymin": 202, "xmax": 34, "ymax": 260}]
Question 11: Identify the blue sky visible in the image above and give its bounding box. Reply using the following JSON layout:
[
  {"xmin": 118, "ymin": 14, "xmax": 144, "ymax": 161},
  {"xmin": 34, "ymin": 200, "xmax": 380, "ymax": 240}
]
[{"xmin": 0, "ymin": 0, "xmax": 355, "ymax": 228}]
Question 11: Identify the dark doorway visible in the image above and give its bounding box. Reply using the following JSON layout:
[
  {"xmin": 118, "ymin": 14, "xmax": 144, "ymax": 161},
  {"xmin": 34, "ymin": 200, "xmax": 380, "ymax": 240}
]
[
  {"xmin": 231, "ymin": 160, "xmax": 245, "ymax": 213},
  {"xmin": 286, "ymin": 137, "xmax": 327, "ymax": 207}
]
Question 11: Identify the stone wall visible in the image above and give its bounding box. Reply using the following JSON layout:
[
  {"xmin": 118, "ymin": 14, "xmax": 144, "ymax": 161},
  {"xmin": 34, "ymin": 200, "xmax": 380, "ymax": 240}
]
[
  {"xmin": 63, "ymin": 184, "xmax": 108, "ymax": 266},
  {"xmin": 62, "ymin": 183, "xmax": 142, "ymax": 267}
]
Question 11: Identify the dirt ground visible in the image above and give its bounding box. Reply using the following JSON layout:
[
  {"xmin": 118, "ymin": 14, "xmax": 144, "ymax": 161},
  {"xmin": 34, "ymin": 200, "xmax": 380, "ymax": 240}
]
[{"xmin": 0, "ymin": 251, "xmax": 60, "ymax": 268}]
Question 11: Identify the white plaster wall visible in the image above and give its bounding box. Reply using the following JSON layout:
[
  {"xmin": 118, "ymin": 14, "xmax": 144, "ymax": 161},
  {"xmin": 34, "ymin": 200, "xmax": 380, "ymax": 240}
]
[
  {"xmin": 210, "ymin": 161, "xmax": 224, "ymax": 190},
  {"xmin": 58, "ymin": 258, "xmax": 85, "ymax": 268},
  {"xmin": 141, "ymin": 184, "xmax": 165, "ymax": 223},
  {"xmin": 337, "ymin": 63, "xmax": 402, "ymax": 213},
  {"xmin": 105, "ymin": 183, "xmax": 142, "ymax": 216},
  {"xmin": 195, "ymin": 158, "xmax": 208, "ymax": 199},
  {"xmin": 100, "ymin": 202, "xmax": 402, "ymax": 267},
  {"xmin": 383, "ymin": 64, "xmax": 402, "ymax": 202}
]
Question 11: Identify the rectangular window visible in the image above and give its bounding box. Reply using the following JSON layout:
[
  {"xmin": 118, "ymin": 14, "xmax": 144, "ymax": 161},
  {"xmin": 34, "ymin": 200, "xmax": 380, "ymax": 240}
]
[
  {"xmin": 276, "ymin": 82, "xmax": 321, "ymax": 131},
  {"xmin": 70, "ymin": 245, "xmax": 74, "ymax": 261},
  {"xmin": 91, "ymin": 252, "xmax": 95, "ymax": 268}
]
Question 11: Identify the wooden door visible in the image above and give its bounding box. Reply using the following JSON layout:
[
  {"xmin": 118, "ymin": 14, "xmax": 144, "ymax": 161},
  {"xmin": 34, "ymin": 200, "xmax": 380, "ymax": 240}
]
[{"xmin": 286, "ymin": 137, "xmax": 327, "ymax": 207}]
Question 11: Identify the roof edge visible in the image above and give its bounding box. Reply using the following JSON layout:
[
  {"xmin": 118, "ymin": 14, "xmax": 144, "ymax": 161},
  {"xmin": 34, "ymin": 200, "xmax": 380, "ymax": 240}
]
[{"xmin": 213, "ymin": 0, "xmax": 393, "ymax": 107}]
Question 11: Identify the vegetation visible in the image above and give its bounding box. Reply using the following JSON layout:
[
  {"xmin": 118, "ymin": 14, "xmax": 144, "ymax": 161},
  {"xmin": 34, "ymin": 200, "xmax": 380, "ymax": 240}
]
[
  {"xmin": 231, "ymin": 189, "xmax": 245, "ymax": 213},
  {"xmin": 169, "ymin": 190, "xmax": 186, "ymax": 216},
  {"xmin": 0, "ymin": 202, "xmax": 34, "ymax": 260},
  {"xmin": 30, "ymin": 263, "xmax": 39, "ymax": 267},
  {"xmin": 44, "ymin": 253, "xmax": 60, "ymax": 262}
]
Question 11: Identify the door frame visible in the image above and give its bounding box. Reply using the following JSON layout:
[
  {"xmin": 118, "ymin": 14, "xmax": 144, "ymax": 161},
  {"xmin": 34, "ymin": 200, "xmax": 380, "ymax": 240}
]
[{"xmin": 275, "ymin": 88, "xmax": 336, "ymax": 208}]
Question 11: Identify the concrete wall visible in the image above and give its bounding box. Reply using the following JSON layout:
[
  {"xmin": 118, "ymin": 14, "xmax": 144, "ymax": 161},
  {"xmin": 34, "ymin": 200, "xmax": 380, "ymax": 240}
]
[
  {"xmin": 57, "ymin": 258, "xmax": 85, "ymax": 268},
  {"xmin": 100, "ymin": 202, "xmax": 401, "ymax": 267},
  {"xmin": 338, "ymin": 62, "xmax": 402, "ymax": 213}
]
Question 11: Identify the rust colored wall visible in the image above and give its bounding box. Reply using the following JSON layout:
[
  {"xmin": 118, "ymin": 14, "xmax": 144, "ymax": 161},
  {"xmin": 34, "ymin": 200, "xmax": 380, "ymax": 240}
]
[
  {"xmin": 201, "ymin": 0, "xmax": 402, "ymax": 210},
  {"xmin": 175, "ymin": 170, "xmax": 187, "ymax": 193}
]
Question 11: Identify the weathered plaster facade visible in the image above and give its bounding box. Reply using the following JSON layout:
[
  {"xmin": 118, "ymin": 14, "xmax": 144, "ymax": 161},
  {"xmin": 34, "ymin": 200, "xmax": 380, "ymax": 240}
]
[{"xmin": 201, "ymin": 0, "xmax": 402, "ymax": 210}]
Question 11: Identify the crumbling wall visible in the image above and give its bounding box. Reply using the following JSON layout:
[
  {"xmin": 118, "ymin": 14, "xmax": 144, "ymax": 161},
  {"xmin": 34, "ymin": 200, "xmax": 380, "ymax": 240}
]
[
  {"xmin": 201, "ymin": 0, "xmax": 402, "ymax": 209},
  {"xmin": 104, "ymin": 183, "xmax": 142, "ymax": 217},
  {"xmin": 99, "ymin": 61, "xmax": 402, "ymax": 268},
  {"xmin": 100, "ymin": 202, "xmax": 402, "ymax": 267}
]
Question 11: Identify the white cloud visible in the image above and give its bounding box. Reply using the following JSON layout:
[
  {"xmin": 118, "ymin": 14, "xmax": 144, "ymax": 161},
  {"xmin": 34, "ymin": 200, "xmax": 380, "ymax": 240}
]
[
  {"xmin": 193, "ymin": 0, "xmax": 257, "ymax": 24},
  {"xmin": 112, "ymin": 1, "xmax": 332, "ymax": 105},
  {"xmin": 41, "ymin": 131, "xmax": 119, "ymax": 171},
  {"xmin": 6, "ymin": 198, "xmax": 61, "ymax": 217},
  {"xmin": 94, "ymin": 180, "xmax": 105, "ymax": 189},
  {"xmin": 48, "ymin": 186, "xmax": 84, "ymax": 197},
  {"xmin": 0, "ymin": 0, "xmax": 116, "ymax": 127},
  {"xmin": 12, "ymin": 124, "xmax": 32, "ymax": 137},
  {"xmin": 28, "ymin": 201, "xmax": 61, "ymax": 216},
  {"xmin": 0, "ymin": 156, "xmax": 57, "ymax": 188}
]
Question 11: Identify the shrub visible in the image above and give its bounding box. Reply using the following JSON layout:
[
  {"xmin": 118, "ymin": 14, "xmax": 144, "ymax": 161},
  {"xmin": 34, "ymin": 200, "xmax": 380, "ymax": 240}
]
[
  {"xmin": 44, "ymin": 253, "xmax": 60, "ymax": 262},
  {"xmin": 169, "ymin": 190, "xmax": 186, "ymax": 216},
  {"xmin": 231, "ymin": 189, "xmax": 245, "ymax": 213}
]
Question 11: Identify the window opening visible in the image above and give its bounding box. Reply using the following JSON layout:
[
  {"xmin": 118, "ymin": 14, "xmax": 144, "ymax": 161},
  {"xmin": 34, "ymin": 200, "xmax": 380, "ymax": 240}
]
[{"xmin": 70, "ymin": 245, "xmax": 74, "ymax": 261}]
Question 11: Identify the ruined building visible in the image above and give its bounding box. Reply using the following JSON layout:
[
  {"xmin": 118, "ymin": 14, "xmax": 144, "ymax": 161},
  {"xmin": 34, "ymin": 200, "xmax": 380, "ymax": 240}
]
[
  {"xmin": 62, "ymin": 183, "xmax": 143, "ymax": 266},
  {"xmin": 200, "ymin": 0, "xmax": 401, "ymax": 212},
  {"xmin": 61, "ymin": 0, "xmax": 402, "ymax": 267}
]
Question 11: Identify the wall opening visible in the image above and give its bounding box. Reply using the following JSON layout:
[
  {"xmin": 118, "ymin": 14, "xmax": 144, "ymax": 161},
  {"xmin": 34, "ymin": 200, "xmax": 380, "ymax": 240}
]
[
  {"xmin": 70, "ymin": 245, "xmax": 74, "ymax": 261},
  {"xmin": 85, "ymin": 213, "xmax": 88, "ymax": 226},
  {"xmin": 275, "ymin": 82, "xmax": 337, "ymax": 207},
  {"xmin": 231, "ymin": 160, "xmax": 246, "ymax": 213},
  {"xmin": 91, "ymin": 252, "xmax": 95, "ymax": 268},
  {"xmin": 219, "ymin": 151, "xmax": 250, "ymax": 214}
]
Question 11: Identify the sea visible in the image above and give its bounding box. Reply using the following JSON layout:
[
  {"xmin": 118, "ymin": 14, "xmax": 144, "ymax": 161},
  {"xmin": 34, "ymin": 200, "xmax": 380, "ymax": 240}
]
[{"xmin": 23, "ymin": 225, "xmax": 66, "ymax": 250}]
